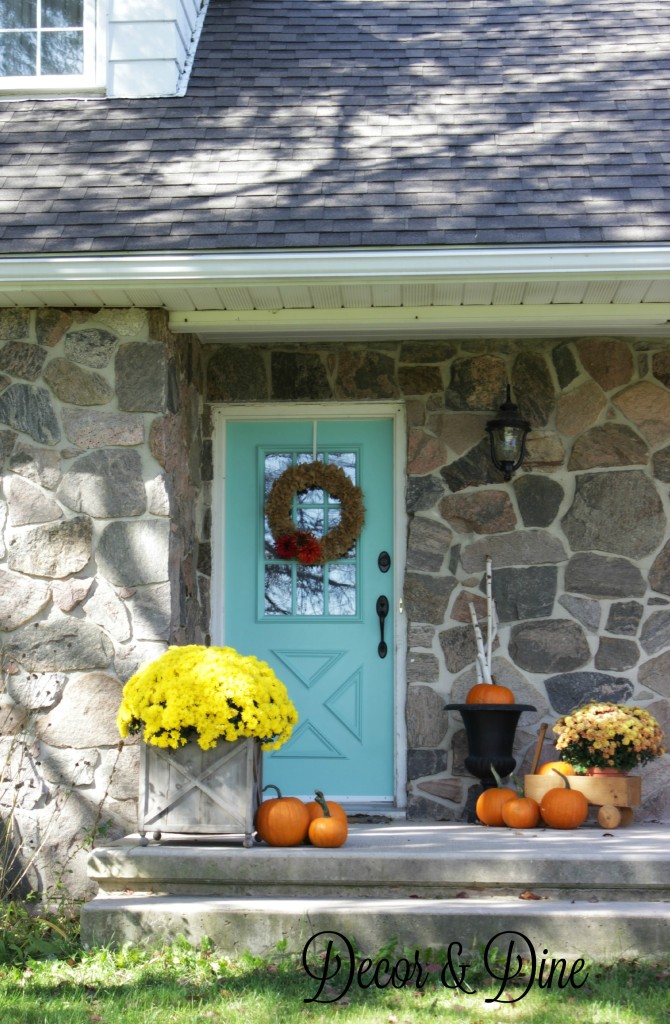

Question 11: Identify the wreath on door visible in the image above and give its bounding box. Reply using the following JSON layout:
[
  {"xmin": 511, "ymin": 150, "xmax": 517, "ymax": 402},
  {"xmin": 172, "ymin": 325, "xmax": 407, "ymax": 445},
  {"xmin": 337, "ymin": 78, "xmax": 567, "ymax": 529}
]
[{"xmin": 265, "ymin": 461, "xmax": 365, "ymax": 566}]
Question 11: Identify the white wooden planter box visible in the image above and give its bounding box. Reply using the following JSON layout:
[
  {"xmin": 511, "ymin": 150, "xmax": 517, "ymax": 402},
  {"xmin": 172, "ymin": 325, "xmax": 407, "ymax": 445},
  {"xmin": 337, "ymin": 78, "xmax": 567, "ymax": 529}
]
[{"xmin": 138, "ymin": 738, "xmax": 262, "ymax": 847}]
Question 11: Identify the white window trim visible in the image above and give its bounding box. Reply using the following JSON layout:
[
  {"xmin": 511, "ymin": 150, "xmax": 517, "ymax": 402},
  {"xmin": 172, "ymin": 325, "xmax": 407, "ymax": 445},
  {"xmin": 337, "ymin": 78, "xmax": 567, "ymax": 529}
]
[{"xmin": 0, "ymin": 0, "xmax": 106, "ymax": 95}]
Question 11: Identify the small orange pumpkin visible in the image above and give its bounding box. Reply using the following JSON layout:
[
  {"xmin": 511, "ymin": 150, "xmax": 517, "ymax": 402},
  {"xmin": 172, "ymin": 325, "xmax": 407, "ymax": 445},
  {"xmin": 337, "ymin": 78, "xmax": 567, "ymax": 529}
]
[
  {"xmin": 305, "ymin": 790, "xmax": 348, "ymax": 826},
  {"xmin": 475, "ymin": 767, "xmax": 517, "ymax": 826},
  {"xmin": 537, "ymin": 761, "xmax": 576, "ymax": 777},
  {"xmin": 466, "ymin": 683, "xmax": 515, "ymax": 705},
  {"xmin": 254, "ymin": 784, "xmax": 310, "ymax": 846},
  {"xmin": 501, "ymin": 795, "xmax": 541, "ymax": 829},
  {"xmin": 539, "ymin": 771, "xmax": 588, "ymax": 830},
  {"xmin": 307, "ymin": 792, "xmax": 348, "ymax": 848}
]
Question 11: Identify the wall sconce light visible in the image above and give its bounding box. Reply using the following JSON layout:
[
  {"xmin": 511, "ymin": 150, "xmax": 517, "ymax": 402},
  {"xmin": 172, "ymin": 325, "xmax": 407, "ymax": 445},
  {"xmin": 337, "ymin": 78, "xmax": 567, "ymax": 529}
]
[{"xmin": 485, "ymin": 385, "xmax": 530, "ymax": 481}]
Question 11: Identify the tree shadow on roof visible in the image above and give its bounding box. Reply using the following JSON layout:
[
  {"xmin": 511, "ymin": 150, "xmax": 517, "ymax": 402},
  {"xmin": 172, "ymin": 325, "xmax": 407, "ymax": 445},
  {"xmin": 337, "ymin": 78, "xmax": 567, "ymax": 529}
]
[{"xmin": 0, "ymin": 0, "xmax": 669, "ymax": 253}]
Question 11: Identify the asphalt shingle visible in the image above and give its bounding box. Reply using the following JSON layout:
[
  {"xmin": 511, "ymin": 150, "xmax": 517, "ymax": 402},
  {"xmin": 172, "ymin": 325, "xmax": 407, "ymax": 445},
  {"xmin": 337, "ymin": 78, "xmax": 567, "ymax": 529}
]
[{"xmin": 0, "ymin": 0, "xmax": 669, "ymax": 254}]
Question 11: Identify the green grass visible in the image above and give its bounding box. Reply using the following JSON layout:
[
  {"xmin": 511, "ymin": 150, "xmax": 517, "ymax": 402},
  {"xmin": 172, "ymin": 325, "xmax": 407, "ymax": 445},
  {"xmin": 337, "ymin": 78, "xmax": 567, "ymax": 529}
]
[{"xmin": 0, "ymin": 903, "xmax": 667, "ymax": 1024}]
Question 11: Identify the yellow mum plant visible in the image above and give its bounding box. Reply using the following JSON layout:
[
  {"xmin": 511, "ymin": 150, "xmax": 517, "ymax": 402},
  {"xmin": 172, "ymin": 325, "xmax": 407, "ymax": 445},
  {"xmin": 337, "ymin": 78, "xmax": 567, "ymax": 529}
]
[
  {"xmin": 553, "ymin": 701, "xmax": 665, "ymax": 773},
  {"xmin": 117, "ymin": 645, "xmax": 298, "ymax": 751}
]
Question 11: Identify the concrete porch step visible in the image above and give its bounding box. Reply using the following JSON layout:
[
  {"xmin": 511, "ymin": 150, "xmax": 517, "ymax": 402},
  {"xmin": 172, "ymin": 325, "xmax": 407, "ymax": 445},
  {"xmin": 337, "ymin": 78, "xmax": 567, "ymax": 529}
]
[
  {"xmin": 80, "ymin": 894, "xmax": 670, "ymax": 959},
  {"xmin": 86, "ymin": 822, "xmax": 670, "ymax": 901},
  {"xmin": 81, "ymin": 822, "xmax": 670, "ymax": 957}
]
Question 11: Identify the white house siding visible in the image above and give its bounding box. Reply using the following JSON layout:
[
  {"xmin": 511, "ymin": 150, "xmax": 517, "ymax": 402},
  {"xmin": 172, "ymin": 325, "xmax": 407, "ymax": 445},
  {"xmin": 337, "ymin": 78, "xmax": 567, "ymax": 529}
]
[{"xmin": 107, "ymin": 0, "xmax": 207, "ymax": 97}]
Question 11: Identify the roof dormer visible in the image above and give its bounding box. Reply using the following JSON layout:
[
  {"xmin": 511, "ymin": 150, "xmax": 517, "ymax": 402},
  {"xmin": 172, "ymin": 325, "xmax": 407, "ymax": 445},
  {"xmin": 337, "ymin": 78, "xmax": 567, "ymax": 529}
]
[
  {"xmin": 107, "ymin": 0, "xmax": 209, "ymax": 98},
  {"xmin": 0, "ymin": 0, "xmax": 209, "ymax": 98}
]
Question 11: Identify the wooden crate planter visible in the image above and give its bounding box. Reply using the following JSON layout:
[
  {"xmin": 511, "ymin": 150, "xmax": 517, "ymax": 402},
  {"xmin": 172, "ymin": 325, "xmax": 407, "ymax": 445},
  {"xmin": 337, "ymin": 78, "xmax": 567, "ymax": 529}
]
[
  {"xmin": 139, "ymin": 738, "xmax": 262, "ymax": 847},
  {"xmin": 525, "ymin": 774, "xmax": 641, "ymax": 828}
]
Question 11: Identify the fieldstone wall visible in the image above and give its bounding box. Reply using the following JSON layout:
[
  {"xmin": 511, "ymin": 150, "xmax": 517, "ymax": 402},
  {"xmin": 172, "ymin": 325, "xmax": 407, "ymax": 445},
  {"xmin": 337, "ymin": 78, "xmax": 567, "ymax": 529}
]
[
  {"xmin": 204, "ymin": 337, "xmax": 670, "ymax": 824},
  {"xmin": 5, "ymin": 322, "xmax": 669, "ymax": 897},
  {"xmin": 0, "ymin": 308, "xmax": 205, "ymax": 897}
]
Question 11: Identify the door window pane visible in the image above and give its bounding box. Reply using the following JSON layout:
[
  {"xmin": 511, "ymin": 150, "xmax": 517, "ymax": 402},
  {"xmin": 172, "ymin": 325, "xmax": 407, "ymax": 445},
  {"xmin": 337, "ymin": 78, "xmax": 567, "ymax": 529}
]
[
  {"xmin": 328, "ymin": 563, "xmax": 356, "ymax": 615},
  {"xmin": 297, "ymin": 485, "xmax": 324, "ymax": 505},
  {"xmin": 264, "ymin": 453, "xmax": 292, "ymax": 495},
  {"xmin": 328, "ymin": 451, "xmax": 356, "ymax": 479},
  {"xmin": 296, "ymin": 508, "xmax": 324, "ymax": 535},
  {"xmin": 296, "ymin": 564, "xmax": 324, "ymax": 616},
  {"xmin": 264, "ymin": 564, "xmax": 292, "ymax": 616},
  {"xmin": 263, "ymin": 448, "xmax": 359, "ymax": 618}
]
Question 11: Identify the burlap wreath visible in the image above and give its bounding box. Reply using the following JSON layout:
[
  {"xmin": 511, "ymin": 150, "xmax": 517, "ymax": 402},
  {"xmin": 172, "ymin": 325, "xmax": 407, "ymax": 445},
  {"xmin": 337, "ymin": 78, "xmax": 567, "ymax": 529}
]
[{"xmin": 265, "ymin": 461, "xmax": 365, "ymax": 565}]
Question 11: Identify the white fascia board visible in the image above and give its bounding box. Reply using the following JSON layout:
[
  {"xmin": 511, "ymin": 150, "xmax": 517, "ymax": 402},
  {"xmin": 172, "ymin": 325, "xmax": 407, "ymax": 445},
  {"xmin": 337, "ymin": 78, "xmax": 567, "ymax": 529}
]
[
  {"xmin": 1, "ymin": 245, "xmax": 670, "ymax": 293},
  {"xmin": 170, "ymin": 303, "xmax": 670, "ymax": 340}
]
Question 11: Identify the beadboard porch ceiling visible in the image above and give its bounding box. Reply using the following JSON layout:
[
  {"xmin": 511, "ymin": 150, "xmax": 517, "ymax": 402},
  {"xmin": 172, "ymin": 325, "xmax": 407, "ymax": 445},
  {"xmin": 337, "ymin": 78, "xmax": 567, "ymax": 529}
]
[{"xmin": 2, "ymin": 245, "xmax": 670, "ymax": 342}]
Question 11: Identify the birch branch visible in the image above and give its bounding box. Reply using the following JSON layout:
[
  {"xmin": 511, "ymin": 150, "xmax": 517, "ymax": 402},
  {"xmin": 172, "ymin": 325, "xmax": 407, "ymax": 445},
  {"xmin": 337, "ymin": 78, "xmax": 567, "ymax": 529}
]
[
  {"xmin": 469, "ymin": 601, "xmax": 492, "ymax": 683},
  {"xmin": 475, "ymin": 652, "xmax": 489, "ymax": 685},
  {"xmin": 485, "ymin": 555, "xmax": 493, "ymax": 677}
]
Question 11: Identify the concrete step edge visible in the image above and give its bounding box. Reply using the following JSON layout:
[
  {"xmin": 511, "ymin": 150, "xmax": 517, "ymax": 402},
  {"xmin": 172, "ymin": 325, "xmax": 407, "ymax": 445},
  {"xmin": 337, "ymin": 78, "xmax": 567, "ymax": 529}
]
[
  {"xmin": 90, "ymin": 881, "xmax": 670, "ymax": 901},
  {"xmin": 80, "ymin": 894, "xmax": 670, "ymax": 959},
  {"xmin": 88, "ymin": 851, "xmax": 670, "ymax": 889},
  {"xmin": 81, "ymin": 893, "xmax": 670, "ymax": 913}
]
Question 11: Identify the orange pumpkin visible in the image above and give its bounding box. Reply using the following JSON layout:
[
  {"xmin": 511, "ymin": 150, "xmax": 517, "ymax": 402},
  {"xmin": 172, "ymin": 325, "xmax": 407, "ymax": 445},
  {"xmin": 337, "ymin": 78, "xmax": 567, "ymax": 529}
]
[
  {"xmin": 305, "ymin": 790, "xmax": 348, "ymax": 826},
  {"xmin": 307, "ymin": 792, "xmax": 348, "ymax": 848},
  {"xmin": 476, "ymin": 784, "xmax": 517, "ymax": 826},
  {"xmin": 255, "ymin": 784, "xmax": 310, "ymax": 846},
  {"xmin": 537, "ymin": 761, "xmax": 576, "ymax": 777},
  {"xmin": 501, "ymin": 795, "xmax": 541, "ymax": 829},
  {"xmin": 539, "ymin": 771, "xmax": 588, "ymax": 830},
  {"xmin": 466, "ymin": 683, "xmax": 515, "ymax": 705}
]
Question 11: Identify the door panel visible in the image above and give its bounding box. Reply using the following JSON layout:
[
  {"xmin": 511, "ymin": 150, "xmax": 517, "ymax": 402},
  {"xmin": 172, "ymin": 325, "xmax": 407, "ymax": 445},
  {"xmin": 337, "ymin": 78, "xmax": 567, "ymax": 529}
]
[{"xmin": 224, "ymin": 417, "xmax": 395, "ymax": 801}]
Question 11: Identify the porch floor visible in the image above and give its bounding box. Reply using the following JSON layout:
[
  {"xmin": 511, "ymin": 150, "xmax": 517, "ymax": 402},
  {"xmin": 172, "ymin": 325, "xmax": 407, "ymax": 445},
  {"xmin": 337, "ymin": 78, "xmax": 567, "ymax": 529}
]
[{"xmin": 81, "ymin": 819, "xmax": 670, "ymax": 958}]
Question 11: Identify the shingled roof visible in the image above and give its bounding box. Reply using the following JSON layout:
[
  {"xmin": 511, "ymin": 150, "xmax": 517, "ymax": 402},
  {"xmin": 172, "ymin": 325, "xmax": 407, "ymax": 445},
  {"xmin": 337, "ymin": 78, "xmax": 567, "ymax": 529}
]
[{"xmin": 1, "ymin": 0, "xmax": 669, "ymax": 256}]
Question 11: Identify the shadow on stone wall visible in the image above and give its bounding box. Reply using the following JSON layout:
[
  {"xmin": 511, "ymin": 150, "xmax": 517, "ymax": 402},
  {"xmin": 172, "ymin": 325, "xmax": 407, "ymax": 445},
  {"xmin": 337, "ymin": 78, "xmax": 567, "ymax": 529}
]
[{"xmin": 0, "ymin": 308, "xmax": 206, "ymax": 897}]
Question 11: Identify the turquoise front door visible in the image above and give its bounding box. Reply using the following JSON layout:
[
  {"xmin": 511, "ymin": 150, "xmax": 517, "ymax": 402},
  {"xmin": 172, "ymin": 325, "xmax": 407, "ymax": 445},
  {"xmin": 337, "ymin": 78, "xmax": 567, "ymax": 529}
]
[{"xmin": 224, "ymin": 416, "xmax": 395, "ymax": 802}]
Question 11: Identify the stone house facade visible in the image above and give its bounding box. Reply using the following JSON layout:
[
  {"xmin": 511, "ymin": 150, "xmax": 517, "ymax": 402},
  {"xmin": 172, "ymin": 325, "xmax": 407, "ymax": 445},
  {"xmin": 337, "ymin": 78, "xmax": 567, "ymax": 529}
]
[
  {"xmin": 2, "ymin": 0, "xmax": 670, "ymax": 897},
  {"xmin": 1, "ymin": 303, "xmax": 669, "ymax": 895}
]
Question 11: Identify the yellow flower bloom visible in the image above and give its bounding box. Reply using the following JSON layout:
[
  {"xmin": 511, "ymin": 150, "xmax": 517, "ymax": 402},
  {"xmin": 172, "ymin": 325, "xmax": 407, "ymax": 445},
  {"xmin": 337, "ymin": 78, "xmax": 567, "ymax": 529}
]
[{"xmin": 117, "ymin": 645, "xmax": 298, "ymax": 751}]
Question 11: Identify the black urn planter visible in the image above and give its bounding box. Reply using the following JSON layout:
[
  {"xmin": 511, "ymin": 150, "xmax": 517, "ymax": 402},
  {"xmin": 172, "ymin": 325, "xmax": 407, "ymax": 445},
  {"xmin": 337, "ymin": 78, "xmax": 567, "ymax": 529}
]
[{"xmin": 445, "ymin": 702, "xmax": 536, "ymax": 793}]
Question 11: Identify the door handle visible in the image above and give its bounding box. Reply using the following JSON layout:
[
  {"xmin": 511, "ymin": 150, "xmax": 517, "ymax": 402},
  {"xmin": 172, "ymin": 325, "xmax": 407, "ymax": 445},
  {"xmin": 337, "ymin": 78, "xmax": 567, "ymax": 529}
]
[{"xmin": 376, "ymin": 595, "xmax": 389, "ymax": 659}]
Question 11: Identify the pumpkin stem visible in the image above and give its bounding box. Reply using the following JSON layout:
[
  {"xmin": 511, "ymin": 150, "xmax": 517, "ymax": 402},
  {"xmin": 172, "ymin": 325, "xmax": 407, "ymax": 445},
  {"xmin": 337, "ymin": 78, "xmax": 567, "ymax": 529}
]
[
  {"xmin": 551, "ymin": 768, "xmax": 572, "ymax": 789},
  {"xmin": 511, "ymin": 773, "xmax": 523, "ymax": 797},
  {"xmin": 314, "ymin": 790, "xmax": 331, "ymax": 817},
  {"xmin": 262, "ymin": 784, "xmax": 282, "ymax": 798}
]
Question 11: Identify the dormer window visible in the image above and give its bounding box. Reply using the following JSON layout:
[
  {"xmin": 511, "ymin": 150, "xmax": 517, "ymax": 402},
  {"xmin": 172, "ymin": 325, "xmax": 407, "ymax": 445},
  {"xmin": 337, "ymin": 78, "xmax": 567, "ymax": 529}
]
[{"xmin": 0, "ymin": 0, "xmax": 101, "ymax": 91}]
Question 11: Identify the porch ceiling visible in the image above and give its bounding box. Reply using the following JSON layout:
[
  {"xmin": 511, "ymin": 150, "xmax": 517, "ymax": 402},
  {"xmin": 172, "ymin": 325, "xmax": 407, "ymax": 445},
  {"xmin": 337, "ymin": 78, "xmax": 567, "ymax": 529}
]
[{"xmin": 2, "ymin": 245, "xmax": 670, "ymax": 341}]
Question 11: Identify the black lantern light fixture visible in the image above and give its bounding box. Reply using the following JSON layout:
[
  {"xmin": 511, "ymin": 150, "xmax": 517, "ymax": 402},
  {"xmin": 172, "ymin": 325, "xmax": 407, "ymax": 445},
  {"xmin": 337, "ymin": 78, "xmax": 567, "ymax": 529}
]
[{"xmin": 485, "ymin": 385, "xmax": 531, "ymax": 481}]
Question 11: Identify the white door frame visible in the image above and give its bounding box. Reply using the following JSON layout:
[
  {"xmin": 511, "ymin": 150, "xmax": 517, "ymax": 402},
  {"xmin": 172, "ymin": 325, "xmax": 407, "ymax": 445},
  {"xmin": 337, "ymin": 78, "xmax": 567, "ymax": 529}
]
[{"xmin": 211, "ymin": 401, "xmax": 408, "ymax": 810}]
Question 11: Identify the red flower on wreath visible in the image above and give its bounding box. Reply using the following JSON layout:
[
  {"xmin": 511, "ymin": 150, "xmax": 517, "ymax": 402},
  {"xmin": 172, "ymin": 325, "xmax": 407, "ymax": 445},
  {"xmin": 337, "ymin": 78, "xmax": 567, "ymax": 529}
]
[
  {"xmin": 275, "ymin": 533, "xmax": 299, "ymax": 559},
  {"xmin": 296, "ymin": 534, "xmax": 323, "ymax": 566},
  {"xmin": 275, "ymin": 531, "xmax": 323, "ymax": 565}
]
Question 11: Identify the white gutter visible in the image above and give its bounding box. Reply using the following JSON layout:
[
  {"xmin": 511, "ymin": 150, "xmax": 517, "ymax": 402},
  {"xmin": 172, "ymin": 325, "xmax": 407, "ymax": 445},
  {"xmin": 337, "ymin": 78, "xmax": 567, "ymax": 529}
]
[{"xmin": 1, "ymin": 245, "xmax": 670, "ymax": 290}]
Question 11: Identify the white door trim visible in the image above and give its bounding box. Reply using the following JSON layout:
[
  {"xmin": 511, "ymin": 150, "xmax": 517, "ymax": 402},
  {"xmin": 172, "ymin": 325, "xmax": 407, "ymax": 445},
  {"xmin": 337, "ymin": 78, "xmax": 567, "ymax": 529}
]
[{"xmin": 211, "ymin": 401, "xmax": 408, "ymax": 810}]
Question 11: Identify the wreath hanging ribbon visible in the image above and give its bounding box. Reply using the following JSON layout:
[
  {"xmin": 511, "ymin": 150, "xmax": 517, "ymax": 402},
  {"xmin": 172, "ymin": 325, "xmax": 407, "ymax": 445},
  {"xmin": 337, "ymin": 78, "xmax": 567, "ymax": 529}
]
[{"xmin": 265, "ymin": 461, "xmax": 365, "ymax": 566}]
